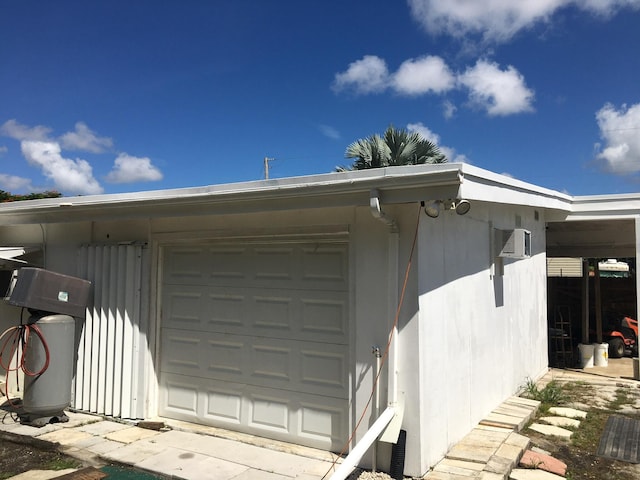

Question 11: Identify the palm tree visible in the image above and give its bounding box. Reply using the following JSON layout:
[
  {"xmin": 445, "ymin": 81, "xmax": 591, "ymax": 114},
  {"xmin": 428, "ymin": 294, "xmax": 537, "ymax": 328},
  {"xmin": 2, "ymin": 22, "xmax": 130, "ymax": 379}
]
[{"xmin": 338, "ymin": 125, "xmax": 447, "ymax": 171}]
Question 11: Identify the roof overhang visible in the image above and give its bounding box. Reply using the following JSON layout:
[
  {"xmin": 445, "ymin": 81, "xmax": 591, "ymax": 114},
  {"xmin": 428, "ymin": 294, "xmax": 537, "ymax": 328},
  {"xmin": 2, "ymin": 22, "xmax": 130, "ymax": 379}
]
[
  {"xmin": 0, "ymin": 164, "xmax": 575, "ymax": 226},
  {"xmin": 0, "ymin": 246, "xmax": 42, "ymax": 270},
  {"xmin": 546, "ymin": 193, "xmax": 640, "ymax": 258}
]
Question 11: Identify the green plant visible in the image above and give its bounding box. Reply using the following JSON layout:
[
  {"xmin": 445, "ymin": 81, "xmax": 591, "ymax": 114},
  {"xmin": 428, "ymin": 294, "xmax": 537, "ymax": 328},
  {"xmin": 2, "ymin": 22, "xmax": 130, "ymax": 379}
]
[
  {"xmin": 522, "ymin": 379, "xmax": 566, "ymax": 408},
  {"xmin": 45, "ymin": 456, "xmax": 81, "ymax": 470}
]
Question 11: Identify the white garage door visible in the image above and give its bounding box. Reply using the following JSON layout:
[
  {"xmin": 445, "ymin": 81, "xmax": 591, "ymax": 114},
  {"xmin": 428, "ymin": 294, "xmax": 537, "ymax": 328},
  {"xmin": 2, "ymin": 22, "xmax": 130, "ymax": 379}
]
[{"xmin": 159, "ymin": 240, "xmax": 350, "ymax": 450}]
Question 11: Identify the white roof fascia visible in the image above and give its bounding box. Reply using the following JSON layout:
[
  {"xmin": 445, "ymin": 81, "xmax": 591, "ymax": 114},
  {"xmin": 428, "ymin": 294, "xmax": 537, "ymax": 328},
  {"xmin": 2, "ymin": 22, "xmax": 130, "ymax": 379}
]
[
  {"xmin": 564, "ymin": 193, "xmax": 640, "ymax": 221},
  {"xmin": 0, "ymin": 163, "xmax": 575, "ymax": 225},
  {"xmin": 457, "ymin": 164, "xmax": 573, "ymax": 212}
]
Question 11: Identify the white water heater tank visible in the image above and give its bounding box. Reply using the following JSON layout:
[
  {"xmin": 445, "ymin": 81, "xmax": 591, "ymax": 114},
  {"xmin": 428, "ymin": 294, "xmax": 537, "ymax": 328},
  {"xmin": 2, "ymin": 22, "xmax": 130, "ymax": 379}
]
[{"xmin": 23, "ymin": 314, "xmax": 75, "ymax": 418}]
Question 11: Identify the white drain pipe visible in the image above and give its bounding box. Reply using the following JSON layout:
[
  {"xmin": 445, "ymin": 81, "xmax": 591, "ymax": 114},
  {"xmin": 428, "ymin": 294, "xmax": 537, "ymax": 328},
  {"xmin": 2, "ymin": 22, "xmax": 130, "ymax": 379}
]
[{"xmin": 330, "ymin": 406, "xmax": 396, "ymax": 480}]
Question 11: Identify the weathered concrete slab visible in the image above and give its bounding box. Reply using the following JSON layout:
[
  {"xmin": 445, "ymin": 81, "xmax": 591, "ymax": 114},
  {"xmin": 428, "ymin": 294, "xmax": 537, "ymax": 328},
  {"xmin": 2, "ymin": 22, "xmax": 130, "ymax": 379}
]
[
  {"xmin": 479, "ymin": 473, "xmax": 507, "ymax": 480},
  {"xmin": 494, "ymin": 404, "xmax": 537, "ymax": 420},
  {"xmin": 495, "ymin": 442, "xmax": 525, "ymax": 462},
  {"xmin": 547, "ymin": 406, "xmax": 587, "ymax": 419},
  {"xmin": 483, "ymin": 412, "xmax": 528, "ymax": 430},
  {"xmin": 527, "ymin": 423, "xmax": 573, "ymax": 439},
  {"xmin": 6, "ymin": 469, "xmax": 78, "ymax": 480},
  {"xmin": 509, "ymin": 468, "xmax": 566, "ymax": 479},
  {"xmin": 506, "ymin": 397, "xmax": 541, "ymax": 409},
  {"xmin": 504, "ymin": 432, "xmax": 530, "ymax": 450},
  {"xmin": 486, "ymin": 454, "xmax": 514, "ymax": 475},
  {"xmin": 433, "ymin": 458, "xmax": 485, "ymax": 476},
  {"xmin": 539, "ymin": 416, "xmax": 581, "ymax": 428},
  {"xmin": 104, "ymin": 426, "xmax": 161, "ymax": 444},
  {"xmin": 447, "ymin": 443, "xmax": 497, "ymax": 463},
  {"xmin": 37, "ymin": 429, "xmax": 94, "ymax": 446}
]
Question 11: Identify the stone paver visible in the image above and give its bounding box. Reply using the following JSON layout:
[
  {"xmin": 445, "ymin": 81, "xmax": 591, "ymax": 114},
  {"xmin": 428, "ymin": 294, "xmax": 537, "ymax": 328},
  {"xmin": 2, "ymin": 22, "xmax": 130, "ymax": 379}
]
[
  {"xmin": 547, "ymin": 407, "xmax": 587, "ymax": 419},
  {"xmin": 104, "ymin": 425, "xmax": 161, "ymax": 443},
  {"xmin": 520, "ymin": 449, "xmax": 567, "ymax": 476},
  {"xmin": 504, "ymin": 432, "xmax": 530, "ymax": 450},
  {"xmin": 100, "ymin": 438, "xmax": 167, "ymax": 464},
  {"xmin": 527, "ymin": 423, "xmax": 573, "ymax": 439},
  {"xmin": 509, "ymin": 468, "xmax": 565, "ymax": 480},
  {"xmin": 432, "ymin": 458, "xmax": 485, "ymax": 476},
  {"xmin": 135, "ymin": 447, "xmax": 249, "ymax": 480},
  {"xmin": 539, "ymin": 416, "xmax": 580, "ymax": 428},
  {"xmin": 77, "ymin": 420, "xmax": 131, "ymax": 435},
  {"xmin": 37, "ymin": 429, "xmax": 94, "ymax": 446},
  {"xmin": 5, "ymin": 469, "xmax": 78, "ymax": 480}
]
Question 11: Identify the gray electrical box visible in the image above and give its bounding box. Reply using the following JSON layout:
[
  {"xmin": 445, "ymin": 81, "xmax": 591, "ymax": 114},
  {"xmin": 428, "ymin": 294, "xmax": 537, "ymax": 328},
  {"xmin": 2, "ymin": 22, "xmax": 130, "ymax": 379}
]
[{"xmin": 8, "ymin": 267, "xmax": 91, "ymax": 317}]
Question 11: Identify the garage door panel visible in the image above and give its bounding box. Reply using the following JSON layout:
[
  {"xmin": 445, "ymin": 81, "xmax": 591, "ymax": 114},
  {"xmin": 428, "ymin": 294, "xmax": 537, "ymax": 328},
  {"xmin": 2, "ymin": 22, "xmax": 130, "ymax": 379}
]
[
  {"xmin": 160, "ymin": 373, "xmax": 347, "ymax": 450},
  {"xmin": 163, "ymin": 286, "xmax": 348, "ymax": 344},
  {"xmin": 298, "ymin": 400, "xmax": 348, "ymax": 445},
  {"xmin": 163, "ymin": 376, "xmax": 199, "ymax": 416},
  {"xmin": 163, "ymin": 243, "xmax": 347, "ymax": 291},
  {"xmin": 160, "ymin": 240, "xmax": 349, "ymax": 450},
  {"xmin": 162, "ymin": 329, "xmax": 348, "ymax": 398},
  {"xmin": 301, "ymin": 246, "xmax": 348, "ymax": 287},
  {"xmin": 161, "ymin": 331, "xmax": 201, "ymax": 372}
]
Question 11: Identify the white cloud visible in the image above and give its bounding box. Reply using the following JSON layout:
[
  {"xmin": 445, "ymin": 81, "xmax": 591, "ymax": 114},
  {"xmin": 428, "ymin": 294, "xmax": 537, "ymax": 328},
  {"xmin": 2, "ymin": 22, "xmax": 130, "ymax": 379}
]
[
  {"xmin": 319, "ymin": 124, "xmax": 341, "ymax": 140},
  {"xmin": 0, "ymin": 146, "xmax": 7, "ymax": 155},
  {"xmin": 443, "ymin": 100, "xmax": 457, "ymax": 119},
  {"xmin": 60, "ymin": 122, "xmax": 113, "ymax": 153},
  {"xmin": 594, "ymin": 102, "xmax": 640, "ymax": 175},
  {"xmin": 332, "ymin": 55, "xmax": 390, "ymax": 94},
  {"xmin": 21, "ymin": 140, "xmax": 103, "ymax": 195},
  {"xmin": 106, "ymin": 153, "xmax": 163, "ymax": 183},
  {"xmin": 0, "ymin": 119, "xmax": 52, "ymax": 141},
  {"xmin": 333, "ymin": 54, "xmax": 455, "ymax": 97},
  {"xmin": 407, "ymin": 122, "xmax": 469, "ymax": 163},
  {"xmin": 407, "ymin": 0, "xmax": 640, "ymax": 42},
  {"xmin": 334, "ymin": 55, "xmax": 534, "ymax": 117},
  {"xmin": 392, "ymin": 55, "xmax": 455, "ymax": 95},
  {"xmin": 0, "ymin": 174, "xmax": 33, "ymax": 192},
  {"xmin": 458, "ymin": 60, "xmax": 534, "ymax": 116}
]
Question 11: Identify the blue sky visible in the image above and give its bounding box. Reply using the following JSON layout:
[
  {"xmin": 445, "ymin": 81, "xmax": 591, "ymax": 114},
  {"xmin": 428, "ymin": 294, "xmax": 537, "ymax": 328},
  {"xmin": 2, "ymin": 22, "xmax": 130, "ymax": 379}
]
[{"xmin": 1, "ymin": 0, "xmax": 640, "ymax": 196}]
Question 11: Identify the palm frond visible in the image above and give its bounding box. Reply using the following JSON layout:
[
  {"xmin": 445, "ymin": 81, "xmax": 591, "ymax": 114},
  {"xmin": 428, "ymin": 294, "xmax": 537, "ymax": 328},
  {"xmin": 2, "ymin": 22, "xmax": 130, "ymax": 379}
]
[{"xmin": 344, "ymin": 125, "xmax": 448, "ymax": 170}]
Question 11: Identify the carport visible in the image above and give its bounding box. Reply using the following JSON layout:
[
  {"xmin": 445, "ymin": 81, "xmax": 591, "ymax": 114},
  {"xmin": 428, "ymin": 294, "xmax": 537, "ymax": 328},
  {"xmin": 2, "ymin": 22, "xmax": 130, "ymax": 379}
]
[{"xmin": 546, "ymin": 194, "xmax": 640, "ymax": 366}]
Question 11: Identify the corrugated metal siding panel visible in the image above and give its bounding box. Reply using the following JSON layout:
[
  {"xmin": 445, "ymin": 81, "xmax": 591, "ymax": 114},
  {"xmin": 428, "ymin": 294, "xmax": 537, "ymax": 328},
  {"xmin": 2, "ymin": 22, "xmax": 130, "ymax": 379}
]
[
  {"xmin": 547, "ymin": 257, "xmax": 583, "ymax": 277},
  {"xmin": 75, "ymin": 244, "xmax": 149, "ymax": 419}
]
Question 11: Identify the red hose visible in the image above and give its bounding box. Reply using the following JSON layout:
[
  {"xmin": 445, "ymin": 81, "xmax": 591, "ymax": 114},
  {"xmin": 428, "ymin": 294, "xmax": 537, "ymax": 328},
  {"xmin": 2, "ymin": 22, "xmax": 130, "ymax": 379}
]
[{"xmin": 0, "ymin": 323, "xmax": 51, "ymax": 403}]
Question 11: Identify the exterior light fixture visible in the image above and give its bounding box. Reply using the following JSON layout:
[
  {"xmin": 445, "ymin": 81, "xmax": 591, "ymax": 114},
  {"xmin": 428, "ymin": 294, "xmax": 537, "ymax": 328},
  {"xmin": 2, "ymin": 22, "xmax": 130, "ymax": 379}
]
[
  {"xmin": 424, "ymin": 199, "xmax": 471, "ymax": 218},
  {"xmin": 455, "ymin": 199, "xmax": 471, "ymax": 215},
  {"xmin": 424, "ymin": 201, "xmax": 441, "ymax": 218}
]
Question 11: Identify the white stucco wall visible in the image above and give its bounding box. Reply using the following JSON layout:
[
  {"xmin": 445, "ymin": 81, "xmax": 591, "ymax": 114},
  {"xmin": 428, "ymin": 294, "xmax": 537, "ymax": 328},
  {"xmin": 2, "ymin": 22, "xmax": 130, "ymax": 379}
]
[
  {"xmin": 0, "ymin": 199, "xmax": 549, "ymax": 478},
  {"xmin": 406, "ymin": 201, "xmax": 548, "ymax": 475}
]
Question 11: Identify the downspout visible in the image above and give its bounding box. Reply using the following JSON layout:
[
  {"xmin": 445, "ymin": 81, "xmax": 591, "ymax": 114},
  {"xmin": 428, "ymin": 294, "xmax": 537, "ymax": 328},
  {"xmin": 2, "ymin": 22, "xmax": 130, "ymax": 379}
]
[
  {"xmin": 328, "ymin": 190, "xmax": 401, "ymax": 480},
  {"xmin": 330, "ymin": 407, "xmax": 396, "ymax": 480},
  {"xmin": 369, "ymin": 189, "xmax": 399, "ymax": 406}
]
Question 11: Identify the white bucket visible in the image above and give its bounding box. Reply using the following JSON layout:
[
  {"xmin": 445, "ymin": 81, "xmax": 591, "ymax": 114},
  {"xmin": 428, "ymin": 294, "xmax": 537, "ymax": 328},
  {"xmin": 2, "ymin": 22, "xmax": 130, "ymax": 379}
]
[
  {"xmin": 592, "ymin": 343, "xmax": 609, "ymax": 367},
  {"xmin": 578, "ymin": 343, "xmax": 595, "ymax": 368}
]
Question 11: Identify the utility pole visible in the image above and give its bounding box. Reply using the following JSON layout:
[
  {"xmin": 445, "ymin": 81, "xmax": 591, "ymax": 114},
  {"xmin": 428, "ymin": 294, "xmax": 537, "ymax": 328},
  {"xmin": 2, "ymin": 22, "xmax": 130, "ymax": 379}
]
[{"xmin": 264, "ymin": 157, "xmax": 273, "ymax": 179}]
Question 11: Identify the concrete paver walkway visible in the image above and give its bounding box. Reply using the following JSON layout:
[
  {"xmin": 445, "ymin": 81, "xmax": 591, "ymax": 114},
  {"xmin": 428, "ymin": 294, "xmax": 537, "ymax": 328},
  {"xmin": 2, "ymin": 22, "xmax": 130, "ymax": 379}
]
[{"xmin": 0, "ymin": 412, "xmax": 342, "ymax": 479}]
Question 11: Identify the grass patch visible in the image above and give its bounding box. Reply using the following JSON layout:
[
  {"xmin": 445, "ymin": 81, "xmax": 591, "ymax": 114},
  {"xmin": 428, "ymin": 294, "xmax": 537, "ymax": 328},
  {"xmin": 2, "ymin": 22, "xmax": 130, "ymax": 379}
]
[
  {"xmin": 609, "ymin": 387, "xmax": 636, "ymax": 411},
  {"xmin": 44, "ymin": 455, "xmax": 82, "ymax": 470},
  {"xmin": 525, "ymin": 378, "xmax": 640, "ymax": 480},
  {"xmin": 558, "ymin": 381, "xmax": 595, "ymax": 405},
  {"xmin": 522, "ymin": 379, "xmax": 566, "ymax": 410}
]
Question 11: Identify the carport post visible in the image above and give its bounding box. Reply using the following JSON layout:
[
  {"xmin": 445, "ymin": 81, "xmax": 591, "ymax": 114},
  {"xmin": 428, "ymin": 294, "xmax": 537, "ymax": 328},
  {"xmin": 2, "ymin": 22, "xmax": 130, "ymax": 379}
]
[
  {"xmin": 636, "ymin": 217, "xmax": 640, "ymax": 325},
  {"xmin": 582, "ymin": 258, "xmax": 589, "ymax": 345},
  {"xmin": 595, "ymin": 262, "xmax": 602, "ymax": 344}
]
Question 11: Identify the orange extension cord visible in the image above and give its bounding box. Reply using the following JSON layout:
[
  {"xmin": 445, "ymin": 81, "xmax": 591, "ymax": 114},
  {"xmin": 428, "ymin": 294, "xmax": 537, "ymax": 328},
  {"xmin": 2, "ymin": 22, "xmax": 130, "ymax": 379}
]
[
  {"xmin": 321, "ymin": 203, "xmax": 422, "ymax": 479},
  {"xmin": 0, "ymin": 316, "xmax": 50, "ymax": 406}
]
